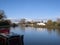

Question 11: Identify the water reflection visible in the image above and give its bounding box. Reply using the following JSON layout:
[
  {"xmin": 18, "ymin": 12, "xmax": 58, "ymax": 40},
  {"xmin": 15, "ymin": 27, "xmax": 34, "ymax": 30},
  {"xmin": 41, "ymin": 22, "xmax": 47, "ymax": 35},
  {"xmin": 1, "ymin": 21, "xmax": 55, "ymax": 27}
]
[
  {"xmin": 46, "ymin": 28, "xmax": 53, "ymax": 34},
  {"xmin": 1, "ymin": 26, "xmax": 60, "ymax": 45},
  {"xmin": 24, "ymin": 27, "xmax": 60, "ymax": 45},
  {"xmin": 46, "ymin": 27, "xmax": 60, "ymax": 36},
  {"xmin": 36, "ymin": 28, "xmax": 46, "ymax": 32},
  {"xmin": 19, "ymin": 25, "xmax": 25, "ymax": 30},
  {"xmin": 56, "ymin": 28, "xmax": 60, "ymax": 36},
  {"xmin": 19, "ymin": 26, "xmax": 60, "ymax": 36}
]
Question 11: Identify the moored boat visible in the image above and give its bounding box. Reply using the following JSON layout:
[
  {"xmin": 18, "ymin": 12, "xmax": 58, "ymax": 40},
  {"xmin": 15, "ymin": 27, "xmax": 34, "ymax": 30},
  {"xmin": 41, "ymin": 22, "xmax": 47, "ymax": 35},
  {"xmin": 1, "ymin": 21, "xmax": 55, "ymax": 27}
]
[{"xmin": 0, "ymin": 28, "xmax": 24, "ymax": 45}]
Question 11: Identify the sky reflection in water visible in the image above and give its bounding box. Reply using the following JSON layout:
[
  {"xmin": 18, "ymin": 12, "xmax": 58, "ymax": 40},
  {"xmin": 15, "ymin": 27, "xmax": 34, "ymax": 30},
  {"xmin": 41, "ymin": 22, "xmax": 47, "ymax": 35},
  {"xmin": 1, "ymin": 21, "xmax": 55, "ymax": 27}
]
[{"xmin": 7, "ymin": 27, "xmax": 60, "ymax": 45}]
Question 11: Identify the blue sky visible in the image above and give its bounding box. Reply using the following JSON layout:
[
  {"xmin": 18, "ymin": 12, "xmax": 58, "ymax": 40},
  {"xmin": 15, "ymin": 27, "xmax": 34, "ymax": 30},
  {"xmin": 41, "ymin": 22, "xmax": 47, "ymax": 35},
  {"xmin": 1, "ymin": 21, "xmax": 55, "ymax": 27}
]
[{"xmin": 0, "ymin": 0, "xmax": 60, "ymax": 20}]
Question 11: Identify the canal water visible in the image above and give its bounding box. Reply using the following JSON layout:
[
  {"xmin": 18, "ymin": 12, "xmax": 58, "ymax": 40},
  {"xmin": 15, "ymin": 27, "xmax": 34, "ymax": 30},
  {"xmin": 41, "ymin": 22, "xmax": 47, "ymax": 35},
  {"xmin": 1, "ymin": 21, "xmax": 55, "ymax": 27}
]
[{"xmin": 9, "ymin": 26, "xmax": 60, "ymax": 45}]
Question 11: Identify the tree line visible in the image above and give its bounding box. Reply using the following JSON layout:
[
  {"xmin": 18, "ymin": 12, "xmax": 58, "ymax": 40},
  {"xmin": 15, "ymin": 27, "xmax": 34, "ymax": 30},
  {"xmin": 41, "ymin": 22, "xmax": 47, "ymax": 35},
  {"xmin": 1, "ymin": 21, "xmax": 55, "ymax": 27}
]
[
  {"xmin": 0, "ymin": 10, "xmax": 11, "ymax": 26},
  {"xmin": 0, "ymin": 10, "xmax": 60, "ymax": 28}
]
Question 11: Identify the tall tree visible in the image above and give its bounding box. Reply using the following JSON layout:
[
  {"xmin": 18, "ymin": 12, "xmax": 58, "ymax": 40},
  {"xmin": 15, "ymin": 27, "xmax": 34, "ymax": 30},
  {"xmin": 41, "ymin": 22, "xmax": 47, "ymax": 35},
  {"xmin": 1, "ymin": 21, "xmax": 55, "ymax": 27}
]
[
  {"xmin": 0, "ymin": 10, "xmax": 6, "ymax": 20},
  {"xmin": 20, "ymin": 18, "xmax": 26, "ymax": 24},
  {"xmin": 46, "ymin": 20, "xmax": 53, "ymax": 26}
]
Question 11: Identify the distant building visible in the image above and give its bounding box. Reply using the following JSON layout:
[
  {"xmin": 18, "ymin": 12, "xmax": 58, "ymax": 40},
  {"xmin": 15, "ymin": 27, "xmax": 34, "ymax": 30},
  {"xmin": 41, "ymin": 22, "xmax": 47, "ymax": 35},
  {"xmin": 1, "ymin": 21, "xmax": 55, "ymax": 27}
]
[{"xmin": 37, "ymin": 23, "xmax": 45, "ymax": 26}]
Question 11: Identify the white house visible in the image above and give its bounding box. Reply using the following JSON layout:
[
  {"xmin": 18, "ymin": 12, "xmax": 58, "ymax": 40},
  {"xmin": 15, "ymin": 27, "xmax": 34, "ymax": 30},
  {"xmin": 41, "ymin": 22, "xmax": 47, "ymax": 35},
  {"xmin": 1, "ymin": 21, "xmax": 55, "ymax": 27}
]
[{"xmin": 37, "ymin": 23, "xmax": 45, "ymax": 26}]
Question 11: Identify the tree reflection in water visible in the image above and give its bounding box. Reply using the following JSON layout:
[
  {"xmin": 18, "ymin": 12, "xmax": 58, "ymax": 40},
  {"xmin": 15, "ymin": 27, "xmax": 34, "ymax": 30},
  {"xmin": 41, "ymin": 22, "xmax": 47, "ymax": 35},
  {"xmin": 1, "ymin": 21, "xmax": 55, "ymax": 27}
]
[
  {"xmin": 56, "ymin": 28, "xmax": 60, "ymax": 36},
  {"xmin": 46, "ymin": 27, "xmax": 60, "ymax": 36}
]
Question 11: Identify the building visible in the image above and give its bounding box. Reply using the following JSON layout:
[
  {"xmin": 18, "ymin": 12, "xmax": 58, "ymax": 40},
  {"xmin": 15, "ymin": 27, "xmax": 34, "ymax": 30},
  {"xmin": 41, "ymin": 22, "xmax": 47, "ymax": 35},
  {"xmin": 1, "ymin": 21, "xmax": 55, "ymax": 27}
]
[{"xmin": 37, "ymin": 23, "xmax": 46, "ymax": 26}]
